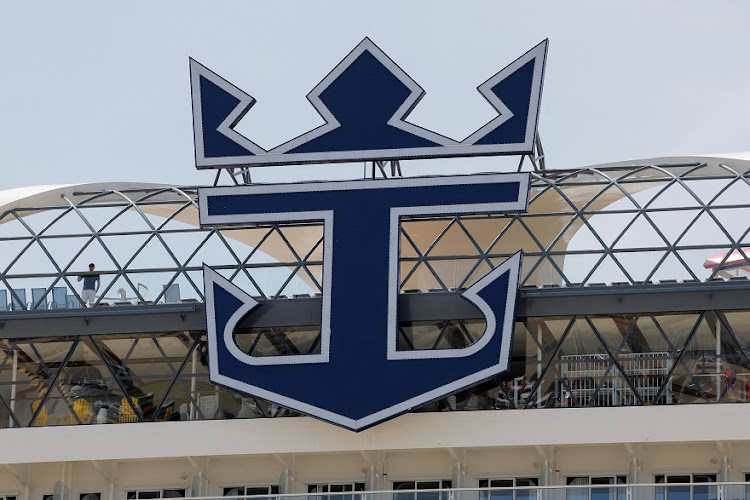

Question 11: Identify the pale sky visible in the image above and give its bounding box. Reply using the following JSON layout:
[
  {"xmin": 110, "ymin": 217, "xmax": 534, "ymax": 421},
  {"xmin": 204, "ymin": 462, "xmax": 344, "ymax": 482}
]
[{"xmin": 1, "ymin": 1, "xmax": 749, "ymax": 190}]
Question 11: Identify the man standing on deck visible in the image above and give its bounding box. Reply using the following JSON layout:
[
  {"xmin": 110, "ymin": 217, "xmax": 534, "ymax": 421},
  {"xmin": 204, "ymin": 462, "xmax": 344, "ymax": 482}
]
[{"xmin": 77, "ymin": 263, "xmax": 100, "ymax": 307}]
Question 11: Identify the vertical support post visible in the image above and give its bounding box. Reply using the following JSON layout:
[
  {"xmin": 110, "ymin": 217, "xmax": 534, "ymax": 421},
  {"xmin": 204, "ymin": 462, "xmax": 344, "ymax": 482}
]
[
  {"xmin": 666, "ymin": 356, "xmax": 673, "ymax": 405},
  {"xmin": 538, "ymin": 460, "xmax": 549, "ymax": 500},
  {"xmin": 537, "ymin": 328, "xmax": 543, "ymax": 408},
  {"xmin": 66, "ymin": 462, "xmax": 73, "ymax": 500},
  {"xmin": 365, "ymin": 465, "xmax": 380, "ymax": 491},
  {"xmin": 53, "ymin": 470, "xmax": 71, "ymax": 500},
  {"xmin": 447, "ymin": 449, "xmax": 464, "ymax": 500},
  {"xmin": 279, "ymin": 468, "xmax": 295, "ymax": 495},
  {"xmin": 59, "ymin": 466, "xmax": 66, "ymax": 500},
  {"xmin": 391, "ymin": 161, "xmax": 402, "ymax": 177},
  {"xmin": 719, "ymin": 455, "xmax": 729, "ymax": 500},
  {"xmin": 191, "ymin": 472, "xmax": 205, "ymax": 497},
  {"xmin": 369, "ymin": 161, "xmax": 402, "ymax": 179},
  {"xmin": 110, "ymin": 461, "xmax": 119, "ymax": 500},
  {"xmin": 716, "ymin": 319, "xmax": 722, "ymax": 402},
  {"xmin": 9, "ymin": 349, "xmax": 17, "ymax": 427},
  {"xmin": 452, "ymin": 462, "xmax": 465, "ymax": 500},
  {"xmin": 362, "ymin": 451, "xmax": 384, "ymax": 500},
  {"xmin": 190, "ymin": 348, "xmax": 197, "ymax": 420},
  {"xmin": 535, "ymin": 133, "xmax": 546, "ymax": 172},
  {"xmin": 627, "ymin": 457, "xmax": 638, "ymax": 500}
]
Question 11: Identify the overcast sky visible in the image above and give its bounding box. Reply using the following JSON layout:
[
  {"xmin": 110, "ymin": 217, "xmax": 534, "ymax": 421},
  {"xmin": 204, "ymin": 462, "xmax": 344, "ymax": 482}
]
[{"xmin": 1, "ymin": 1, "xmax": 749, "ymax": 190}]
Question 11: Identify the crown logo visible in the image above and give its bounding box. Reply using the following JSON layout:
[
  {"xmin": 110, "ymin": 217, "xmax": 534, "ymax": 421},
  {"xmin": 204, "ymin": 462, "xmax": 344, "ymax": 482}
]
[{"xmin": 190, "ymin": 38, "xmax": 548, "ymax": 168}]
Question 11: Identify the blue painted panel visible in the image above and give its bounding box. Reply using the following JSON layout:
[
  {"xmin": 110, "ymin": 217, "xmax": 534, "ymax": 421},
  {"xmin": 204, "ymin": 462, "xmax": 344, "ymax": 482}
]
[
  {"xmin": 212, "ymin": 271, "xmax": 511, "ymax": 421},
  {"xmin": 199, "ymin": 75, "xmax": 257, "ymax": 158},
  {"xmin": 190, "ymin": 39, "xmax": 548, "ymax": 168},
  {"xmin": 200, "ymin": 173, "xmax": 529, "ymax": 430},
  {"xmin": 475, "ymin": 59, "xmax": 535, "ymax": 146},
  {"xmin": 289, "ymin": 51, "xmax": 440, "ymax": 154}
]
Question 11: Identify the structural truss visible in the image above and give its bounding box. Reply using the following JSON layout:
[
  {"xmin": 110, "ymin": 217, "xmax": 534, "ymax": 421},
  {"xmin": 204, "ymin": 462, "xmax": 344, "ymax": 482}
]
[{"xmin": 2, "ymin": 157, "xmax": 750, "ymax": 427}]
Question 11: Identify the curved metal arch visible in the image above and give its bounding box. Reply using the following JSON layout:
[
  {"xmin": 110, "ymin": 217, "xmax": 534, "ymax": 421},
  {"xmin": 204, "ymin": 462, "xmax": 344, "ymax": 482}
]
[
  {"xmin": 549, "ymin": 168, "xmax": 641, "ymax": 284},
  {"xmin": 613, "ymin": 163, "xmax": 684, "ymax": 185},
  {"xmin": 639, "ymin": 163, "xmax": 743, "ymax": 281},
  {"xmin": 698, "ymin": 164, "xmax": 750, "ymax": 277},
  {"xmin": 60, "ymin": 193, "xmax": 147, "ymax": 306},
  {"xmin": 63, "ymin": 188, "xmax": 203, "ymax": 304},
  {"xmin": 7, "ymin": 212, "xmax": 78, "ymax": 310},
  {"xmin": 108, "ymin": 189, "xmax": 202, "ymax": 304},
  {"xmin": 143, "ymin": 188, "xmax": 200, "ymax": 234},
  {"xmin": 136, "ymin": 187, "xmax": 322, "ymax": 300},
  {"xmin": 77, "ymin": 189, "xmax": 270, "ymax": 301},
  {"xmin": 530, "ymin": 170, "xmax": 617, "ymax": 264},
  {"xmin": 503, "ymin": 167, "xmax": 637, "ymax": 287},
  {"xmin": 516, "ymin": 170, "xmax": 595, "ymax": 286},
  {"xmin": 586, "ymin": 167, "xmax": 675, "ymax": 283},
  {"xmin": 0, "ymin": 201, "xmax": 105, "ymax": 309},
  {"xmin": 508, "ymin": 168, "xmax": 632, "ymax": 287},
  {"xmin": 587, "ymin": 166, "xmax": 703, "ymax": 284},
  {"xmin": 68, "ymin": 190, "xmax": 159, "ymax": 239},
  {"xmin": 621, "ymin": 165, "xmax": 709, "ymax": 282},
  {"xmin": 530, "ymin": 162, "xmax": 745, "ymax": 285},
  {"xmin": 4, "ymin": 163, "xmax": 750, "ymax": 312}
]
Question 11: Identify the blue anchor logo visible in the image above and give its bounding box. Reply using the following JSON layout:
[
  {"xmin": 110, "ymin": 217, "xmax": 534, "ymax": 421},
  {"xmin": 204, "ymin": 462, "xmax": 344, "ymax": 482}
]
[{"xmin": 200, "ymin": 173, "xmax": 529, "ymax": 430}]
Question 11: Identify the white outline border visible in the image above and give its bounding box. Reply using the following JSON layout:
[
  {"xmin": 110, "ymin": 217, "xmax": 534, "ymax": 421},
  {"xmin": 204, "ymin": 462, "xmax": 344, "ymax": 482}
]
[
  {"xmin": 190, "ymin": 39, "xmax": 548, "ymax": 168},
  {"xmin": 202, "ymin": 209, "xmax": 333, "ymax": 366},
  {"xmin": 199, "ymin": 172, "xmax": 529, "ymax": 430},
  {"xmin": 271, "ymin": 37, "xmax": 456, "ymax": 154},
  {"xmin": 203, "ymin": 265, "xmax": 331, "ymax": 367},
  {"xmin": 462, "ymin": 39, "xmax": 548, "ymax": 146},
  {"xmin": 190, "ymin": 58, "xmax": 268, "ymax": 168}
]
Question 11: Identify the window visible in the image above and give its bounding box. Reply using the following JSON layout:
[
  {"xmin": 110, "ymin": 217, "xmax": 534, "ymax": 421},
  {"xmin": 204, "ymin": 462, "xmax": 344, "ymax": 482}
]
[
  {"xmin": 655, "ymin": 475, "xmax": 717, "ymax": 500},
  {"xmin": 81, "ymin": 494, "xmax": 101, "ymax": 500},
  {"xmin": 308, "ymin": 483, "xmax": 364, "ymax": 500},
  {"xmin": 126, "ymin": 489, "xmax": 186, "ymax": 499},
  {"xmin": 224, "ymin": 486, "xmax": 280, "ymax": 500},
  {"xmin": 392, "ymin": 480, "xmax": 452, "ymax": 500},
  {"xmin": 566, "ymin": 476, "xmax": 626, "ymax": 500},
  {"xmin": 1, "ymin": 496, "xmax": 18, "ymax": 500},
  {"xmin": 479, "ymin": 478, "xmax": 538, "ymax": 500}
]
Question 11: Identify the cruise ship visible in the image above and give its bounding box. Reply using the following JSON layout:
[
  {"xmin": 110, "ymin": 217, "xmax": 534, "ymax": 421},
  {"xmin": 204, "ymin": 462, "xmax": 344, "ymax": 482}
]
[{"xmin": 1, "ymin": 153, "xmax": 750, "ymax": 500}]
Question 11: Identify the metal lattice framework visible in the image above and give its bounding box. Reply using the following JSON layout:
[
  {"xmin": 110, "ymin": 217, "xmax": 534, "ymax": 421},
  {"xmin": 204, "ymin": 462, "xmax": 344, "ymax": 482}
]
[
  {"xmin": 1, "ymin": 308, "xmax": 750, "ymax": 427},
  {"xmin": 2, "ymin": 156, "xmax": 750, "ymax": 427},
  {"xmin": 0, "ymin": 185, "xmax": 325, "ymax": 310},
  {"xmin": 2, "ymin": 160, "xmax": 750, "ymax": 311},
  {"xmin": 399, "ymin": 159, "xmax": 750, "ymax": 294}
]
